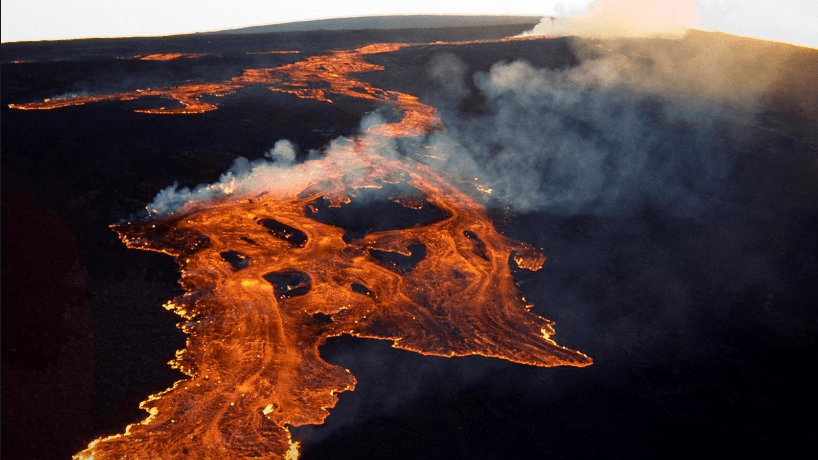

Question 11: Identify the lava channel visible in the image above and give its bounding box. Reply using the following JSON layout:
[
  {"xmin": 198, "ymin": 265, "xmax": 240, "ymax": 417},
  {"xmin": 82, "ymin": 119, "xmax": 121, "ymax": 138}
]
[{"xmin": 59, "ymin": 38, "xmax": 592, "ymax": 460}]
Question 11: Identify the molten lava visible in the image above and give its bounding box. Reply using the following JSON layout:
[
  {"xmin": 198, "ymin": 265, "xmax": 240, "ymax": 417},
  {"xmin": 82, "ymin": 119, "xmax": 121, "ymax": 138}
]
[
  {"xmin": 7, "ymin": 41, "xmax": 432, "ymax": 120},
  {"xmin": 54, "ymin": 37, "xmax": 591, "ymax": 460},
  {"xmin": 135, "ymin": 53, "xmax": 210, "ymax": 61},
  {"xmin": 247, "ymin": 50, "xmax": 302, "ymax": 55},
  {"xmin": 7, "ymin": 36, "xmax": 534, "ymax": 117}
]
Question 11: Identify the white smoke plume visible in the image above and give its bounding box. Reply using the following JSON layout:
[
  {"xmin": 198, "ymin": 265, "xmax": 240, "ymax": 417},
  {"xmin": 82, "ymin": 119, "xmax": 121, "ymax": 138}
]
[
  {"xmin": 524, "ymin": 0, "xmax": 698, "ymax": 39},
  {"xmin": 141, "ymin": 27, "xmax": 813, "ymax": 222},
  {"xmin": 145, "ymin": 139, "xmax": 339, "ymax": 216},
  {"xmin": 141, "ymin": 122, "xmax": 403, "ymax": 218},
  {"xmin": 418, "ymin": 32, "xmax": 814, "ymax": 217}
]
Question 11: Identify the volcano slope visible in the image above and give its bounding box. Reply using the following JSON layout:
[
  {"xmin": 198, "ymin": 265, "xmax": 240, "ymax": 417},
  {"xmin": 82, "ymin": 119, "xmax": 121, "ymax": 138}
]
[{"xmin": 2, "ymin": 21, "xmax": 817, "ymax": 460}]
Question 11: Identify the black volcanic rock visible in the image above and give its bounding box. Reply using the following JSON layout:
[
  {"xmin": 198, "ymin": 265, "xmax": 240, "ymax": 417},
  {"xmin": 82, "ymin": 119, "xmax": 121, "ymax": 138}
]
[
  {"xmin": 2, "ymin": 21, "xmax": 817, "ymax": 460},
  {"xmin": 212, "ymin": 15, "xmax": 541, "ymax": 35}
]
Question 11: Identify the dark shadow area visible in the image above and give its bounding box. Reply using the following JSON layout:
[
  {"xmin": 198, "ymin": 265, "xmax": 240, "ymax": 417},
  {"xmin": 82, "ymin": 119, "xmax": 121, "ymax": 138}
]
[
  {"xmin": 351, "ymin": 282, "xmax": 375, "ymax": 297},
  {"xmin": 263, "ymin": 269, "xmax": 312, "ymax": 299},
  {"xmin": 368, "ymin": 243, "xmax": 427, "ymax": 273},
  {"xmin": 259, "ymin": 218, "xmax": 308, "ymax": 247},
  {"xmin": 220, "ymin": 250, "xmax": 250, "ymax": 270},
  {"xmin": 306, "ymin": 182, "xmax": 450, "ymax": 242}
]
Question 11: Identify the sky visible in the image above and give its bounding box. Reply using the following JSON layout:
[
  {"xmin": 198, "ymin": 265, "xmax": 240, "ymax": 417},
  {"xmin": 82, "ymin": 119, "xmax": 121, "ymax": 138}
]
[{"xmin": 1, "ymin": 0, "xmax": 816, "ymax": 49}]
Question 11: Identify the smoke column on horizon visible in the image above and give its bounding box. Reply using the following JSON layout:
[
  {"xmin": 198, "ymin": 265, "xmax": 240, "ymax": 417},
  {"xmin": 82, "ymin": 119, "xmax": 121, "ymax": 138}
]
[
  {"xmin": 525, "ymin": 0, "xmax": 698, "ymax": 39},
  {"xmin": 415, "ymin": 27, "xmax": 818, "ymax": 218},
  {"xmin": 530, "ymin": 0, "xmax": 818, "ymax": 50}
]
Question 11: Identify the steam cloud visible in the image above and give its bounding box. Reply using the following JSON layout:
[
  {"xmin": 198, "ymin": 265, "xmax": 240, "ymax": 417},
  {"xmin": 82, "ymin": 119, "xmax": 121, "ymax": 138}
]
[
  {"xmin": 145, "ymin": 139, "xmax": 372, "ymax": 216},
  {"xmin": 525, "ymin": 0, "xmax": 697, "ymax": 39},
  {"xmin": 143, "ymin": 126, "xmax": 408, "ymax": 218},
  {"xmin": 420, "ymin": 50, "xmax": 742, "ymax": 217},
  {"xmin": 139, "ymin": 24, "xmax": 814, "ymax": 228},
  {"xmin": 416, "ymin": 25, "xmax": 818, "ymax": 217},
  {"xmin": 146, "ymin": 140, "xmax": 300, "ymax": 215},
  {"xmin": 144, "ymin": 34, "xmax": 801, "ymax": 221}
]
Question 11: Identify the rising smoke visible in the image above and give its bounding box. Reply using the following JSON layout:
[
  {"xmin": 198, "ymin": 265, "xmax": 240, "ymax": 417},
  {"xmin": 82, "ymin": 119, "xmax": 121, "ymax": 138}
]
[
  {"xmin": 137, "ymin": 0, "xmax": 812, "ymax": 221},
  {"xmin": 416, "ymin": 18, "xmax": 817, "ymax": 217},
  {"xmin": 129, "ymin": 19, "xmax": 818, "ymax": 450},
  {"xmin": 146, "ymin": 140, "xmax": 298, "ymax": 215},
  {"xmin": 143, "ymin": 139, "xmax": 356, "ymax": 216},
  {"xmin": 421, "ymin": 50, "xmax": 736, "ymax": 218},
  {"xmin": 524, "ymin": 0, "xmax": 697, "ymax": 39},
  {"xmin": 144, "ymin": 29, "xmax": 806, "ymax": 222}
]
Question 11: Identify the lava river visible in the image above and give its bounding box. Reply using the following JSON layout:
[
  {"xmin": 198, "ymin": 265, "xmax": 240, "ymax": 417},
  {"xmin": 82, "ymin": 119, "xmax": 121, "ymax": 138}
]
[{"xmin": 28, "ymin": 38, "xmax": 595, "ymax": 460}]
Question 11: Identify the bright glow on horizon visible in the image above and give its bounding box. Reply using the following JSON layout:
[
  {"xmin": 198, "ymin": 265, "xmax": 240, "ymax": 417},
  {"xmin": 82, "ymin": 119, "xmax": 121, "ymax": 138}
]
[{"xmin": 1, "ymin": 0, "xmax": 816, "ymax": 49}]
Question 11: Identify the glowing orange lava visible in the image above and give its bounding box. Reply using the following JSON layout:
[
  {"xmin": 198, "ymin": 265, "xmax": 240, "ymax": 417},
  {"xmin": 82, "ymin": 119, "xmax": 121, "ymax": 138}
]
[
  {"xmin": 247, "ymin": 50, "xmax": 302, "ymax": 55},
  {"xmin": 135, "ymin": 53, "xmax": 210, "ymax": 61},
  {"xmin": 7, "ymin": 36, "xmax": 534, "ymax": 117},
  {"xmin": 58, "ymin": 37, "xmax": 590, "ymax": 460},
  {"xmin": 7, "ymin": 42, "xmax": 427, "ymax": 117}
]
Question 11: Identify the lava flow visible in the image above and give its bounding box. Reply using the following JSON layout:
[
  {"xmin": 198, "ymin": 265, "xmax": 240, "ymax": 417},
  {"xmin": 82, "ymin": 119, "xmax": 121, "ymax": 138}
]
[
  {"xmin": 7, "ymin": 37, "xmax": 531, "ymax": 118},
  {"xmin": 134, "ymin": 53, "xmax": 210, "ymax": 61},
  {"xmin": 64, "ymin": 39, "xmax": 590, "ymax": 460},
  {"xmin": 7, "ymin": 41, "xmax": 435, "ymax": 122}
]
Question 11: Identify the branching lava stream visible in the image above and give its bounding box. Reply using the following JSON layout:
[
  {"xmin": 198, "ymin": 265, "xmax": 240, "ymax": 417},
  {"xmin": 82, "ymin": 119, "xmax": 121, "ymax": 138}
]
[{"xmin": 54, "ymin": 38, "xmax": 592, "ymax": 460}]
